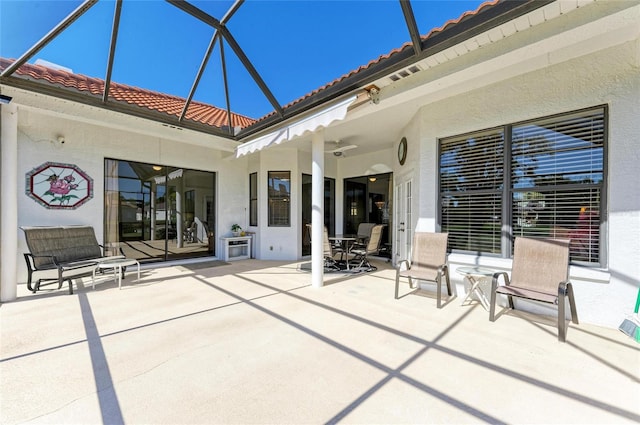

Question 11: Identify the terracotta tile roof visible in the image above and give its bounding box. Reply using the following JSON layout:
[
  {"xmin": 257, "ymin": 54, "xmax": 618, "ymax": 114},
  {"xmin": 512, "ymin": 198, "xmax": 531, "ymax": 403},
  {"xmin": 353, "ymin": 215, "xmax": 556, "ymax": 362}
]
[
  {"xmin": 1, "ymin": 0, "xmax": 499, "ymax": 133},
  {"xmin": 260, "ymin": 0, "xmax": 500, "ymax": 121},
  {"xmin": 0, "ymin": 58, "xmax": 257, "ymax": 130}
]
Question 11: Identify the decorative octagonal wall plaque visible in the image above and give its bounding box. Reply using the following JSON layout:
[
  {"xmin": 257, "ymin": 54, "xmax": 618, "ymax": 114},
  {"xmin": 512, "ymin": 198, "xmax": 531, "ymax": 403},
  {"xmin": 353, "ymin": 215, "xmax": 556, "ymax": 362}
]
[{"xmin": 26, "ymin": 162, "xmax": 93, "ymax": 209}]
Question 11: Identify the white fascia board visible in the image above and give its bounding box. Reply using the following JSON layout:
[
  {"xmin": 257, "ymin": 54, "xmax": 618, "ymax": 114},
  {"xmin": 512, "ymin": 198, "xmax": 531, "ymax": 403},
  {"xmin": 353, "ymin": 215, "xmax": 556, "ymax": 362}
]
[{"xmin": 367, "ymin": 2, "xmax": 639, "ymax": 113}]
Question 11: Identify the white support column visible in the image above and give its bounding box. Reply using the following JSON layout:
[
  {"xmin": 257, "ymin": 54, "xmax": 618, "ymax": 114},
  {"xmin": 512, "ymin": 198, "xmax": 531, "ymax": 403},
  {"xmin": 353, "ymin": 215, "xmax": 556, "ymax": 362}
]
[
  {"xmin": 311, "ymin": 131, "xmax": 325, "ymax": 288},
  {"xmin": 1, "ymin": 103, "xmax": 18, "ymax": 301}
]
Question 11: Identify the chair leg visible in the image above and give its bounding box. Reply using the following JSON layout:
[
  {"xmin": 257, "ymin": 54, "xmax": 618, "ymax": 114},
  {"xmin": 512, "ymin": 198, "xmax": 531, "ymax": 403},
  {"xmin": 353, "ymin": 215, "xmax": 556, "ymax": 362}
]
[
  {"xmin": 489, "ymin": 279, "xmax": 498, "ymax": 321},
  {"xmin": 436, "ymin": 274, "xmax": 442, "ymax": 309},
  {"xmin": 558, "ymin": 281, "xmax": 578, "ymax": 342},
  {"xmin": 568, "ymin": 283, "xmax": 579, "ymax": 324},
  {"xmin": 26, "ymin": 272, "xmax": 34, "ymax": 292},
  {"xmin": 558, "ymin": 288, "xmax": 567, "ymax": 343},
  {"xmin": 444, "ymin": 270, "xmax": 452, "ymax": 296},
  {"xmin": 394, "ymin": 272, "xmax": 400, "ymax": 299}
]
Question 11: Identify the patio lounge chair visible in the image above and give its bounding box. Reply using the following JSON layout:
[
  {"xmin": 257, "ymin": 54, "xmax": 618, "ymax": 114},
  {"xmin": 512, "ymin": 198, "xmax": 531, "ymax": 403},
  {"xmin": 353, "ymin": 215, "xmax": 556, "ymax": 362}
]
[
  {"xmin": 489, "ymin": 237, "xmax": 578, "ymax": 342},
  {"xmin": 395, "ymin": 232, "xmax": 451, "ymax": 308},
  {"xmin": 349, "ymin": 224, "xmax": 384, "ymax": 271}
]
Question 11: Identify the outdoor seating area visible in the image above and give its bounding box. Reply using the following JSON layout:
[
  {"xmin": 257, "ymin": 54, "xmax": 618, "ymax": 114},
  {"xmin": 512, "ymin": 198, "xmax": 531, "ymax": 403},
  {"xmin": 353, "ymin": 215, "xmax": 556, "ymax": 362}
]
[
  {"xmin": 490, "ymin": 237, "xmax": 579, "ymax": 342},
  {"xmin": 21, "ymin": 225, "xmax": 126, "ymax": 294},
  {"xmin": 1, "ymin": 1, "xmax": 639, "ymax": 421},
  {"xmin": 395, "ymin": 232, "xmax": 452, "ymax": 308},
  {"xmin": 1, "ymin": 259, "xmax": 637, "ymax": 424}
]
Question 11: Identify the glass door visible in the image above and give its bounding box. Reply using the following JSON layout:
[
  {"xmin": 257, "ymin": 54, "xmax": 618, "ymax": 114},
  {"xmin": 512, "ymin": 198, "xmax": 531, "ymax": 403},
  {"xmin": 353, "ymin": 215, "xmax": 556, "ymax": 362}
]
[
  {"xmin": 104, "ymin": 159, "xmax": 216, "ymax": 263},
  {"xmin": 301, "ymin": 174, "xmax": 335, "ymax": 256},
  {"xmin": 343, "ymin": 173, "xmax": 392, "ymax": 255}
]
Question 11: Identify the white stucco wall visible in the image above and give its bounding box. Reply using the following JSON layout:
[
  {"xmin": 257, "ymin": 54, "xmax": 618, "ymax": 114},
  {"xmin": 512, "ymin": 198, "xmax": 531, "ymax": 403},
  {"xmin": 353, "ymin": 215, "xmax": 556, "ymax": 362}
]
[
  {"xmin": 254, "ymin": 148, "xmax": 300, "ymax": 260},
  {"xmin": 408, "ymin": 36, "xmax": 639, "ymax": 328},
  {"xmin": 12, "ymin": 105, "xmax": 247, "ymax": 284}
]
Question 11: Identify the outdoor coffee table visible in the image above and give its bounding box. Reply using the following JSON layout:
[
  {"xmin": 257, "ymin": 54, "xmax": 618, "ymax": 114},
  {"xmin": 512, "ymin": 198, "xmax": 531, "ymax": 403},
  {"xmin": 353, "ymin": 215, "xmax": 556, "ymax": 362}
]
[
  {"xmin": 92, "ymin": 258, "xmax": 140, "ymax": 290},
  {"xmin": 456, "ymin": 266, "xmax": 495, "ymax": 310}
]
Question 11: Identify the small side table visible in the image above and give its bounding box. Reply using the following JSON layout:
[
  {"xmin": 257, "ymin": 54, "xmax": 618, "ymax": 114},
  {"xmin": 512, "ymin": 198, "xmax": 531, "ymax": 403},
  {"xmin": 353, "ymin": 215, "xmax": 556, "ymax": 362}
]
[
  {"xmin": 456, "ymin": 266, "xmax": 495, "ymax": 310},
  {"xmin": 220, "ymin": 236, "xmax": 252, "ymax": 261},
  {"xmin": 93, "ymin": 258, "xmax": 140, "ymax": 290}
]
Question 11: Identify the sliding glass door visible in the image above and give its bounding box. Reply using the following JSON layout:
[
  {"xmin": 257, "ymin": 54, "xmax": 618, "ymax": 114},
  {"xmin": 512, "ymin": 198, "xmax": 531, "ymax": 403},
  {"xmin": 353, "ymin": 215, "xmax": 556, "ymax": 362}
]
[
  {"xmin": 301, "ymin": 174, "xmax": 335, "ymax": 256},
  {"xmin": 343, "ymin": 173, "xmax": 392, "ymax": 256},
  {"xmin": 105, "ymin": 159, "xmax": 216, "ymax": 262}
]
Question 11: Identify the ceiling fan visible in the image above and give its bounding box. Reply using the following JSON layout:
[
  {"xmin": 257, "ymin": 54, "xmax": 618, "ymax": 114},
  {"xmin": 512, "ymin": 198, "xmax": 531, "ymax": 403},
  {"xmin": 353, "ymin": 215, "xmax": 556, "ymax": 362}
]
[{"xmin": 325, "ymin": 139, "xmax": 358, "ymax": 156}]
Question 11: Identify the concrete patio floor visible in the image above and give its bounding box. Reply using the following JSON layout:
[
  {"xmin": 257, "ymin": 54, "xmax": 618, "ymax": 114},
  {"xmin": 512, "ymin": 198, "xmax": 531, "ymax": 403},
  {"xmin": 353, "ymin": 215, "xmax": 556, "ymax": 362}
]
[{"xmin": 1, "ymin": 258, "xmax": 639, "ymax": 424}]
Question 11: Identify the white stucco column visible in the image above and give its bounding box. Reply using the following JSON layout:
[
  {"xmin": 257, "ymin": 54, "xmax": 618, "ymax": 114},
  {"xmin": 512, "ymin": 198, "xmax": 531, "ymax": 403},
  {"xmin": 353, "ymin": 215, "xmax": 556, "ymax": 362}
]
[
  {"xmin": 1, "ymin": 102, "xmax": 18, "ymax": 301},
  {"xmin": 311, "ymin": 131, "xmax": 325, "ymax": 288}
]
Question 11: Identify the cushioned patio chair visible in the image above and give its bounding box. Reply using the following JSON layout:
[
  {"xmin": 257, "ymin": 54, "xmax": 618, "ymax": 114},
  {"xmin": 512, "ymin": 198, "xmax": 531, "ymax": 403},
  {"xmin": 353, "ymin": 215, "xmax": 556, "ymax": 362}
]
[
  {"xmin": 349, "ymin": 224, "xmax": 384, "ymax": 271},
  {"xmin": 395, "ymin": 232, "xmax": 451, "ymax": 308},
  {"xmin": 489, "ymin": 237, "xmax": 578, "ymax": 342}
]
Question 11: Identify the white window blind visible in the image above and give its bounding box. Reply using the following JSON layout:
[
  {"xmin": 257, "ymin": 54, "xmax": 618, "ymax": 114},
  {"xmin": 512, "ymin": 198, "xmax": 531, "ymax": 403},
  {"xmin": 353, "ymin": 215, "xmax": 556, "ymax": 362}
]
[
  {"xmin": 439, "ymin": 106, "xmax": 605, "ymax": 265},
  {"xmin": 511, "ymin": 108, "xmax": 604, "ymax": 264},
  {"xmin": 440, "ymin": 129, "xmax": 504, "ymax": 254}
]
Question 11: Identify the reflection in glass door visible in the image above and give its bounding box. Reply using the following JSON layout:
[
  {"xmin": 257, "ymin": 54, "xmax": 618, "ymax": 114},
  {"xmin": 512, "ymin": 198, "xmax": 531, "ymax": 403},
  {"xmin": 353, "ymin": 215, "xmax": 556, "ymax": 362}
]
[
  {"xmin": 343, "ymin": 173, "xmax": 392, "ymax": 256},
  {"xmin": 301, "ymin": 174, "xmax": 335, "ymax": 256},
  {"xmin": 104, "ymin": 159, "xmax": 216, "ymax": 263}
]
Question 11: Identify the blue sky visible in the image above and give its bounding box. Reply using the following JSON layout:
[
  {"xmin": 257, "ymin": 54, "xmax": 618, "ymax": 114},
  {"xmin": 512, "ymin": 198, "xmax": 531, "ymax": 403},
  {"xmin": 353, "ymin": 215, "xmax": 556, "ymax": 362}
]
[{"xmin": 1, "ymin": 0, "xmax": 485, "ymax": 119}]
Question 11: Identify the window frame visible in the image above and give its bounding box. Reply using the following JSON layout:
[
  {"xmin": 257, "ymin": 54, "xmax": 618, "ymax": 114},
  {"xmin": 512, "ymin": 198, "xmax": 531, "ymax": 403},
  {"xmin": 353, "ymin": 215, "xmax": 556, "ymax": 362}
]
[
  {"xmin": 268, "ymin": 171, "xmax": 291, "ymax": 227},
  {"xmin": 438, "ymin": 105, "xmax": 607, "ymax": 267},
  {"xmin": 249, "ymin": 172, "xmax": 257, "ymax": 227}
]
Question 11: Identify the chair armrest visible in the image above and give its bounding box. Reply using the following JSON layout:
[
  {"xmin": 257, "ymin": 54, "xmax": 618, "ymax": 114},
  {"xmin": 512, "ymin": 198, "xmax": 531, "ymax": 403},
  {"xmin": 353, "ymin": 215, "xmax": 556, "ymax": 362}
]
[
  {"xmin": 396, "ymin": 259, "xmax": 410, "ymax": 272},
  {"xmin": 23, "ymin": 253, "xmax": 57, "ymax": 271},
  {"xmin": 556, "ymin": 280, "xmax": 572, "ymax": 305},
  {"xmin": 491, "ymin": 271, "xmax": 510, "ymax": 293},
  {"xmin": 492, "ymin": 271, "xmax": 509, "ymax": 283}
]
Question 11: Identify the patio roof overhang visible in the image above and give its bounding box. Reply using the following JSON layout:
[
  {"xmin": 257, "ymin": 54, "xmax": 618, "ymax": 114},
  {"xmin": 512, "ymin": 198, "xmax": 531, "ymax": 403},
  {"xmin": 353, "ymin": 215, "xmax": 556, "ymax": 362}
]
[{"xmin": 235, "ymin": 95, "xmax": 357, "ymax": 158}]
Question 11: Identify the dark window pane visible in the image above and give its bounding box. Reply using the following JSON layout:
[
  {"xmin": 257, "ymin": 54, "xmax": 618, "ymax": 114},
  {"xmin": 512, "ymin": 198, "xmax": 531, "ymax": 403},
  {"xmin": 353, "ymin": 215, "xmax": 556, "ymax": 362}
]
[{"xmin": 268, "ymin": 171, "xmax": 290, "ymax": 226}]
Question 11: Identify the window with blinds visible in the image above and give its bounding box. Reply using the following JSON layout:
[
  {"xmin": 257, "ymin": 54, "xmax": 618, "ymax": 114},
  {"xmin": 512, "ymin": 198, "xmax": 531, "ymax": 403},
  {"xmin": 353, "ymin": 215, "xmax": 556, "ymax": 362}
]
[
  {"xmin": 439, "ymin": 106, "xmax": 605, "ymax": 265},
  {"xmin": 440, "ymin": 129, "xmax": 504, "ymax": 255},
  {"xmin": 511, "ymin": 108, "xmax": 604, "ymax": 264}
]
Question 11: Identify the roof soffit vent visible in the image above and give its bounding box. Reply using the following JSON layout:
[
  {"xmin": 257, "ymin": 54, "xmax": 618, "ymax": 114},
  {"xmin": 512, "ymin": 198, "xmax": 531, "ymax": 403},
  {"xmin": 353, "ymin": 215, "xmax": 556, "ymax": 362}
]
[{"xmin": 389, "ymin": 65, "xmax": 422, "ymax": 82}]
